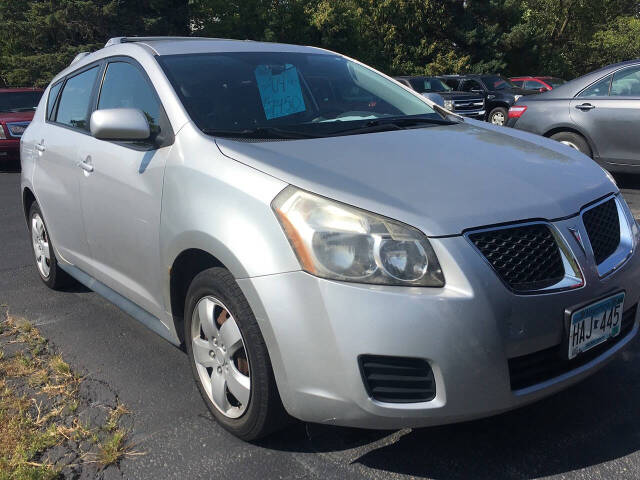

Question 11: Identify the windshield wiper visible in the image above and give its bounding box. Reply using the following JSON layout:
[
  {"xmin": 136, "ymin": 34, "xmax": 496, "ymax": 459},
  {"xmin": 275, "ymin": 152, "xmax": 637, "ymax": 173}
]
[
  {"xmin": 328, "ymin": 115, "xmax": 459, "ymax": 136},
  {"xmin": 202, "ymin": 126, "xmax": 321, "ymax": 140}
]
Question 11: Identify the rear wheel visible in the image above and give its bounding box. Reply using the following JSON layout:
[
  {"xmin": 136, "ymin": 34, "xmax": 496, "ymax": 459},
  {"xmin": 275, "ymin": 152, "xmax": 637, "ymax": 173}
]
[
  {"xmin": 488, "ymin": 107, "xmax": 508, "ymax": 126},
  {"xmin": 184, "ymin": 267, "xmax": 288, "ymax": 440},
  {"xmin": 550, "ymin": 131, "xmax": 592, "ymax": 157},
  {"xmin": 29, "ymin": 203, "xmax": 70, "ymax": 289}
]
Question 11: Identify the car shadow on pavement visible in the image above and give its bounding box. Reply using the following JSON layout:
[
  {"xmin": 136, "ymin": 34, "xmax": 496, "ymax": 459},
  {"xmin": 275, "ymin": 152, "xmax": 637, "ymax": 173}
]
[
  {"xmin": 264, "ymin": 338, "xmax": 640, "ymax": 479},
  {"xmin": 0, "ymin": 159, "xmax": 20, "ymax": 173}
]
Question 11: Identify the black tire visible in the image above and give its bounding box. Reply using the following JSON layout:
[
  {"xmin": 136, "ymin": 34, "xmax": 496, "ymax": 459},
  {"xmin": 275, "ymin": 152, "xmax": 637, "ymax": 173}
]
[
  {"xmin": 28, "ymin": 202, "xmax": 71, "ymax": 289},
  {"xmin": 488, "ymin": 107, "xmax": 508, "ymax": 126},
  {"xmin": 550, "ymin": 131, "xmax": 592, "ymax": 157},
  {"xmin": 184, "ymin": 267, "xmax": 288, "ymax": 440}
]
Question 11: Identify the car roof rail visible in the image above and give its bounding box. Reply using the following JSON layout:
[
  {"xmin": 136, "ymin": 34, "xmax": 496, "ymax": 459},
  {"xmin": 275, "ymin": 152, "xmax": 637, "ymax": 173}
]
[
  {"xmin": 104, "ymin": 36, "xmax": 229, "ymax": 48},
  {"xmin": 70, "ymin": 52, "xmax": 91, "ymax": 66}
]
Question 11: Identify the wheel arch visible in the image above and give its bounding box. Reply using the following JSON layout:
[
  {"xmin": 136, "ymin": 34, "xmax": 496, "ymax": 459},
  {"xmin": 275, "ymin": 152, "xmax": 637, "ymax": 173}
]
[
  {"xmin": 22, "ymin": 187, "xmax": 37, "ymax": 222},
  {"xmin": 543, "ymin": 126, "xmax": 597, "ymax": 158}
]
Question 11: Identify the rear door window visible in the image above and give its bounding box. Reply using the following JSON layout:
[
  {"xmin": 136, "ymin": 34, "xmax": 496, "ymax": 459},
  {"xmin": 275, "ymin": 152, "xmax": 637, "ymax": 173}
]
[
  {"xmin": 55, "ymin": 67, "xmax": 100, "ymax": 130},
  {"xmin": 98, "ymin": 61, "xmax": 161, "ymax": 134},
  {"xmin": 47, "ymin": 82, "xmax": 63, "ymax": 120},
  {"xmin": 578, "ymin": 75, "xmax": 612, "ymax": 97},
  {"xmin": 610, "ymin": 66, "xmax": 640, "ymax": 97},
  {"xmin": 524, "ymin": 80, "xmax": 543, "ymax": 90}
]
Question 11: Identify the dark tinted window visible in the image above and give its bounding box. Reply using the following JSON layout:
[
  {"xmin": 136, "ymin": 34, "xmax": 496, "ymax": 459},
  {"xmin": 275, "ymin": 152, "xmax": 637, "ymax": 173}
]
[
  {"xmin": 461, "ymin": 79, "xmax": 484, "ymax": 92},
  {"xmin": 511, "ymin": 80, "xmax": 524, "ymax": 87},
  {"xmin": 46, "ymin": 83, "xmax": 62, "ymax": 120},
  {"xmin": 408, "ymin": 78, "xmax": 451, "ymax": 93},
  {"xmin": 98, "ymin": 62, "xmax": 161, "ymax": 133},
  {"xmin": 524, "ymin": 80, "xmax": 544, "ymax": 90},
  {"xmin": 0, "ymin": 91, "xmax": 42, "ymax": 113},
  {"xmin": 56, "ymin": 67, "xmax": 99, "ymax": 130},
  {"xmin": 441, "ymin": 78, "xmax": 460, "ymax": 90},
  {"xmin": 610, "ymin": 66, "xmax": 640, "ymax": 97},
  {"xmin": 480, "ymin": 75, "xmax": 514, "ymax": 90},
  {"xmin": 579, "ymin": 75, "xmax": 611, "ymax": 97}
]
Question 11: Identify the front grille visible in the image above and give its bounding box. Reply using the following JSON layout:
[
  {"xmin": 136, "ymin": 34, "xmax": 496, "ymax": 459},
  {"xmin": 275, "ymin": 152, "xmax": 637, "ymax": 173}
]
[
  {"xmin": 359, "ymin": 355, "xmax": 436, "ymax": 403},
  {"xmin": 583, "ymin": 199, "xmax": 620, "ymax": 265},
  {"xmin": 509, "ymin": 303, "xmax": 637, "ymax": 390},
  {"xmin": 453, "ymin": 98, "xmax": 484, "ymax": 112},
  {"xmin": 469, "ymin": 224, "xmax": 565, "ymax": 292}
]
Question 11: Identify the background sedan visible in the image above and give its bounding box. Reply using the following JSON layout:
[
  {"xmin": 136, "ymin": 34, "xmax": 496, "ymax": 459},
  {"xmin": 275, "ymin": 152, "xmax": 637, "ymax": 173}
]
[{"xmin": 507, "ymin": 60, "xmax": 640, "ymax": 173}]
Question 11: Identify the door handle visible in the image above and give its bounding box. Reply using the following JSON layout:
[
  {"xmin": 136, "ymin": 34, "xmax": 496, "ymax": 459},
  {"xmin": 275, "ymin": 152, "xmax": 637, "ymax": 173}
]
[
  {"xmin": 78, "ymin": 157, "xmax": 94, "ymax": 173},
  {"xmin": 35, "ymin": 142, "xmax": 45, "ymax": 152},
  {"xmin": 575, "ymin": 103, "xmax": 596, "ymax": 111}
]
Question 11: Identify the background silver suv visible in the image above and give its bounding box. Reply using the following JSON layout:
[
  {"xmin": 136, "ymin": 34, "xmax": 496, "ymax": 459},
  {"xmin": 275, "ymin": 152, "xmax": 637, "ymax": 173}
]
[{"xmin": 21, "ymin": 37, "xmax": 640, "ymax": 440}]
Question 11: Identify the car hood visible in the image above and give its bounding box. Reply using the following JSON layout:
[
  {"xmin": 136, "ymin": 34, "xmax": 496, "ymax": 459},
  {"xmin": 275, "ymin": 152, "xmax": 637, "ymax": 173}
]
[
  {"xmin": 0, "ymin": 111, "xmax": 34, "ymax": 123},
  {"xmin": 215, "ymin": 121, "xmax": 615, "ymax": 236}
]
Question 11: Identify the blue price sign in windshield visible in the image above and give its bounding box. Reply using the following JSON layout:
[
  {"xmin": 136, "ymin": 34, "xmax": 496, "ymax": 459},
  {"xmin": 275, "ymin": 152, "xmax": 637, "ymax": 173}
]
[{"xmin": 254, "ymin": 64, "xmax": 306, "ymax": 120}]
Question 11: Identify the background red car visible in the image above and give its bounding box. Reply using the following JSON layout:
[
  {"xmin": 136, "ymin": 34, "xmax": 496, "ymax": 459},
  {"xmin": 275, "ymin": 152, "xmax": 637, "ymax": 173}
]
[
  {"xmin": 509, "ymin": 76, "xmax": 566, "ymax": 92},
  {"xmin": 0, "ymin": 88, "xmax": 44, "ymax": 163}
]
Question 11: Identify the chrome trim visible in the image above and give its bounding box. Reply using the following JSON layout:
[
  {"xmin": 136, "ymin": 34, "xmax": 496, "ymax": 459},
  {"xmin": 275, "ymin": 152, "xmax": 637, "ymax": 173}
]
[
  {"xmin": 6, "ymin": 121, "xmax": 30, "ymax": 138},
  {"xmin": 581, "ymin": 194, "xmax": 635, "ymax": 278},
  {"xmin": 465, "ymin": 221, "xmax": 584, "ymax": 295}
]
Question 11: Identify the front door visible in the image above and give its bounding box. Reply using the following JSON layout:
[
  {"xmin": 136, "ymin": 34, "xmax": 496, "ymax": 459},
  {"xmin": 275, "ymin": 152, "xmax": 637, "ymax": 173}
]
[
  {"xmin": 79, "ymin": 59, "xmax": 173, "ymax": 319},
  {"xmin": 32, "ymin": 65, "xmax": 101, "ymax": 267}
]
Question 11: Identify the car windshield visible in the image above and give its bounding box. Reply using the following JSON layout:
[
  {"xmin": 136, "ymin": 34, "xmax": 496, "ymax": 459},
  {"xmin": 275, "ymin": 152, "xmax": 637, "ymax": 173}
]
[
  {"xmin": 481, "ymin": 76, "xmax": 515, "ymax": 90},
  {"xmin": 159, "ymin": 52, "xmax": 449, "ymax": 139},
  {"xmin": 0, "ymin": 91, "xmax": 42, "ymax": 113},
  {"xmin": 408, "ymin": 78, "xmax": 452, "ymax": 93},
  {"xmin": 545, "ymin": 77, "xmax": 566, "ymax": 88}
]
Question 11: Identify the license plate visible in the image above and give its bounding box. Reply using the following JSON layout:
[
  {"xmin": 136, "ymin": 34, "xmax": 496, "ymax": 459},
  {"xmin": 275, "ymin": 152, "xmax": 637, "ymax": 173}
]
[{"xmin": 568, "ymin": 292, "xmax": 624, "ymax": 360}]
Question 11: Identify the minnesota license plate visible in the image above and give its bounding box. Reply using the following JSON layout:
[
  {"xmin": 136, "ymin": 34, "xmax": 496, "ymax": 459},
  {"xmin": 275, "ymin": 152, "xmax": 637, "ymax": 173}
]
[{"xmin": 568, "ymin": 292, "xmax": 624, "ymax": 360}]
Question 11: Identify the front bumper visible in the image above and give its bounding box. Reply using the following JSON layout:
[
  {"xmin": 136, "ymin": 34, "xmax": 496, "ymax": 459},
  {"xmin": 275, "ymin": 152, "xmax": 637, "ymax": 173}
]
[{"xmin": 238, "ymin": 212, "xmax": 640, "ymax": 429}]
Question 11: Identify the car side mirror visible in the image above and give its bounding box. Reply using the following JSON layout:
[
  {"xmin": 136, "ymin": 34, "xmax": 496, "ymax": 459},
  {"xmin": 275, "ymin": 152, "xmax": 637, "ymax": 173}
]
[{"xmin": 90, "ymin": 108, "xmax": 151, "ymax": 141}]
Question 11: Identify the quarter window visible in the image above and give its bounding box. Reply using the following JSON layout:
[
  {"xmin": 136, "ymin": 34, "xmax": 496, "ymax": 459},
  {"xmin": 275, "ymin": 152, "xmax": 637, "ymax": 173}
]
[
  {"xmin": 55, "ymin": 67, "xmax": 99, "ymax": 130},
  {"xmin": 579, "ymin": 75, "xmax": 612, "ymax": 97},
  {"xmin": 610, "ymin": 66, "xmax": 640, "ymax": 97},
  {"xmin": 98, "ymin": 62, "xmax": 161, "ymax": 134},
  {"xmin": 46, "ymin": 82, "xmax": 63, "ymax": 120}
]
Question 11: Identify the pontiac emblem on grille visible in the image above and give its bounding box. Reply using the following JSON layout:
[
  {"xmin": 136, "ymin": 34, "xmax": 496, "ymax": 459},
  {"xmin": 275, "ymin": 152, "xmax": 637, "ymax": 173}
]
[{"xmin": 569, "ymin": 226, "xmax": 585, "ymax": 253}]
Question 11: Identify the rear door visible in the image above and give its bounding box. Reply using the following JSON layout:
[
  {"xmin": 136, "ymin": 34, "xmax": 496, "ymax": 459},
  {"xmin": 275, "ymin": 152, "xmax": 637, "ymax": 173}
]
[
  {"xmin": 32, "ymin": 64, "xmax": 101, "ymax": 267},
  {"xmin": 570, "ymin": 65, "xmax": 640, "ymax": 164},
  {"xmin": 78, "ymin": 58, "xmax": 173, "ymax": 318}
]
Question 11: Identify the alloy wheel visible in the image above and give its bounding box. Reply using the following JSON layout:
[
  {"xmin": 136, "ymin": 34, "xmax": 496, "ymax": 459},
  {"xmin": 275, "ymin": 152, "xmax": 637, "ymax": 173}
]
[
  {"xmin": 31, "ymin": 213, "xmax": 51, "ymax": 278},
  {"xmin": 191, "ymin": 296, "xmax": 251, "ymax": 418},
  {"xmin": 491, "ymin": 112, "xmax": 505, "ymax": 125}
]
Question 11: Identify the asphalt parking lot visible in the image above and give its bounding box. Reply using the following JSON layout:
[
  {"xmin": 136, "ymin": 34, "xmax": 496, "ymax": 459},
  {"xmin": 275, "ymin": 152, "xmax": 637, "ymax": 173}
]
[{"xmin": 3, "ymin": 161, "xmax": 640, "ymax": 480}]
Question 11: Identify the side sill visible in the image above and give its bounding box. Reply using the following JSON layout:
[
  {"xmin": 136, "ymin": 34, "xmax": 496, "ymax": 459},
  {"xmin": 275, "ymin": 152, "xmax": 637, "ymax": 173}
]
[{"xmin": 59, "ymin": 263, "xmax": 181, "ymax": 346}]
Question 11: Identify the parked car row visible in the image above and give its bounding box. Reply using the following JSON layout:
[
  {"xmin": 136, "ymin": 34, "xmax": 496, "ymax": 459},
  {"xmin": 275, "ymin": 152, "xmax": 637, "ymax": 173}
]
[{"xmin": 395, "ymin": 74, "xmax": 542, "ymax": 125}]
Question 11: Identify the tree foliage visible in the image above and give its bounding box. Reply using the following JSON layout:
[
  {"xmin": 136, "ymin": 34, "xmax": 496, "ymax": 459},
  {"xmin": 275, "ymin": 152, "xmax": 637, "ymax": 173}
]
[{"xmin": 1, "ymin": 0, "xmax": 640, "ymax": 87}]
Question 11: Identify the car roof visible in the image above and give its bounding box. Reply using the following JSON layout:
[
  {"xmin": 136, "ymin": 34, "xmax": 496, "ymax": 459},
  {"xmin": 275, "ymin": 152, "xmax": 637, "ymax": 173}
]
[{"xmin": 104, "ymin": 36, "xmax": 328, "ymax": 56}]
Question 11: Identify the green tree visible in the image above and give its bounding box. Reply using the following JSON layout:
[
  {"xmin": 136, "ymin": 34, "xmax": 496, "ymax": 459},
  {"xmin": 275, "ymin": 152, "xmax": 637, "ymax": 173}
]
[{"xmin": 0, "ymin": 0, "xmax": 189, "ymax": 87}]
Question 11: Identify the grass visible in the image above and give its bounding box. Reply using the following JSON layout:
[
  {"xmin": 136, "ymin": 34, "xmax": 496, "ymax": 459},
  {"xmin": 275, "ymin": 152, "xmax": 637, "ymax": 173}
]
[{"xmin": 0, "ymin": 311, "xmax": 139, "ymax": 478}]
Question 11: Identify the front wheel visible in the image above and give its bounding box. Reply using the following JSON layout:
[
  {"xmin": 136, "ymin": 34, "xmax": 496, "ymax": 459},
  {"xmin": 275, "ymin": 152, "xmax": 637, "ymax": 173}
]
[
  {"xmin": 550, "ymin": 131, "xmax": 592, "ymax": 157},
  {"xmin": 184, "ymin": 267, "xmax": 288, "ymax": 440},
  {"xmin": 488, "ymin": 107, "xmax": 508, "ymax": 126}
]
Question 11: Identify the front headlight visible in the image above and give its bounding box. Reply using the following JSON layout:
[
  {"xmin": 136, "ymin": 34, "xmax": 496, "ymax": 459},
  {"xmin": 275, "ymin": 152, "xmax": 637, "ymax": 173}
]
[
  {"xmin": 444, "ymin": 99, "xmax": 454, "ymax": 111},
  {"xmin": 272, "ymin": 186, "xmax": 445, "ymax": 287}
]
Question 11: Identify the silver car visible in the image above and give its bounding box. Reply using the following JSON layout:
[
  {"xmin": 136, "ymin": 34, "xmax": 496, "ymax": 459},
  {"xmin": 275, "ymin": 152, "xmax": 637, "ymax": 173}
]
[{"xmin": 20, "ymin": 37, "xmax": 640, "ymax": 440}]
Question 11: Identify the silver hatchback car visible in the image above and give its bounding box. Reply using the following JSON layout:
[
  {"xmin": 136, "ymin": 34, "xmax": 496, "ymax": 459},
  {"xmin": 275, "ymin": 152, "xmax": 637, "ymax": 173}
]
[{"xmin": 21, "ymin": 37, "xmax": 640, "ymax": 440}]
